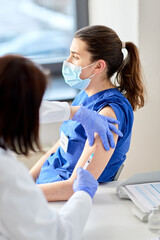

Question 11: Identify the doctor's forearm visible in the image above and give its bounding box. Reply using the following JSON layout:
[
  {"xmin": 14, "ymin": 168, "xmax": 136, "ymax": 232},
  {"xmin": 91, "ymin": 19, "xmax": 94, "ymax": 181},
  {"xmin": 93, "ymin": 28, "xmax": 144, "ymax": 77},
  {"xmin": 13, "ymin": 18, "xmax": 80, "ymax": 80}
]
[
  {"xmin": 38, "ymin": 179, "xmax": 74, "ymax": 202},
  {"xmin": 40, "ymin": 100, "xmax": 81, "ymax": 122},
  {"xmin": 69, "ymin": 106, "xmax": 80, "ymax": 119}
]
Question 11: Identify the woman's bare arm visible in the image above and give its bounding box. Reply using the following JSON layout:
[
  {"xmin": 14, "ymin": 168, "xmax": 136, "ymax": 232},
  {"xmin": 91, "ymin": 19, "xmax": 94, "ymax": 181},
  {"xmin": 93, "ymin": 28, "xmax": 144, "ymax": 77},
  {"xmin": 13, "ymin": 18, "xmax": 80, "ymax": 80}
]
[
  {"xmin": 37, "ymin": 106, "xmax": 119, "ymax": 202},
  {"xmin": 70, "ymin": 106, "xmax": 118, "ymax": 181}
]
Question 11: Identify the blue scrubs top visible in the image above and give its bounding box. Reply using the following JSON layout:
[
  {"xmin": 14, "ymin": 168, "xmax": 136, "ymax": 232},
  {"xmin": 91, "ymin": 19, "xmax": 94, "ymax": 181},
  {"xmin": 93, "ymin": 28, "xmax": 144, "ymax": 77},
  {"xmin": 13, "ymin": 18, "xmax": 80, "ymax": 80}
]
[{"xmin": 36, "ymin": 88, "xmax": 134, "ymax": 184}]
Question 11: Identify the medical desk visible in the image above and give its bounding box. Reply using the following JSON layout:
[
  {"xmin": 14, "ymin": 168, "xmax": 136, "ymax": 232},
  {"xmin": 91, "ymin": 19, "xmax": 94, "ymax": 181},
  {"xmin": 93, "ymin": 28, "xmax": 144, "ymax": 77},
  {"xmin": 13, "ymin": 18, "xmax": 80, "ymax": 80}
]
[{"xmin": 49, "ymin": 181, "xmax": 157, "ymax": 240}]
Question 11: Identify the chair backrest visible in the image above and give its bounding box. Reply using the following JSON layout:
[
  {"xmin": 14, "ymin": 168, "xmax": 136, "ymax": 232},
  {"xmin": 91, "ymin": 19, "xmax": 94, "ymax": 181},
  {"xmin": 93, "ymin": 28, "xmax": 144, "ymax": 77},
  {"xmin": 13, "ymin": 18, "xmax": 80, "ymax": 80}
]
[{"xmin": 113, "ymin": 163, "xmax": 124, "ymax": 181}]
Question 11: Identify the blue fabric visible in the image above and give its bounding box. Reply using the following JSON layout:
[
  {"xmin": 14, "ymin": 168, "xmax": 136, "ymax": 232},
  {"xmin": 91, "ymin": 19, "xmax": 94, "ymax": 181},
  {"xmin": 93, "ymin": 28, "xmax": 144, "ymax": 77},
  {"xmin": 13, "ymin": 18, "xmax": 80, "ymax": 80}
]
[{"xmin": 36, "ymin": 88, "xmax": 134, "ymax": 184}]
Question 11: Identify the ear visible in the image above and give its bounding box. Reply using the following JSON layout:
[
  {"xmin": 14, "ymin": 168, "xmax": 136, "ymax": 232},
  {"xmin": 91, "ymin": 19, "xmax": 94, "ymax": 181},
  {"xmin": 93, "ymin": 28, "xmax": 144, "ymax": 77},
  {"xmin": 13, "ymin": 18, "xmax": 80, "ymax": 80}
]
[{"xmin": 93, "ymin": 60, "xmax": 107, "ymax": 74}]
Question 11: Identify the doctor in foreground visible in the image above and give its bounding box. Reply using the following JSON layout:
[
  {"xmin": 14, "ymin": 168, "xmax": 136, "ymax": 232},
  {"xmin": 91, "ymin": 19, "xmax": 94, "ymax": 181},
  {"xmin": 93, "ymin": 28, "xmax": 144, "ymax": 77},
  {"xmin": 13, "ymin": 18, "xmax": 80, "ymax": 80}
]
[{"xmin": 0, "ymin": 55, "xmax": 122, "ymax": 240}]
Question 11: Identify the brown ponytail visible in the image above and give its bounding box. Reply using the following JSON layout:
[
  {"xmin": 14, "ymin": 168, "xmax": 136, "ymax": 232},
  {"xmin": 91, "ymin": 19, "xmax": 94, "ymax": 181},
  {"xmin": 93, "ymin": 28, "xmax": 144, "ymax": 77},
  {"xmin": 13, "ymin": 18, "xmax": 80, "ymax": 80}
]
[
  {"xmin": 75, "ymin": 25, "xmax": 145, "ymax": 111},
  {"xmin": 116, "ymin": 42, "xmax": 145, "ymax": 111}
]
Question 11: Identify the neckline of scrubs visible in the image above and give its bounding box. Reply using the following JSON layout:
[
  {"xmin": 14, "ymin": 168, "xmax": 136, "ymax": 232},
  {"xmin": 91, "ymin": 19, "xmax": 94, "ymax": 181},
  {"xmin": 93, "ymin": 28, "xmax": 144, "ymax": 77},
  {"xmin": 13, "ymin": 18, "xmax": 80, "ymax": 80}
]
[{"xmin": 84, "ymin": 87, "xmax": 119, "ymax": 101}]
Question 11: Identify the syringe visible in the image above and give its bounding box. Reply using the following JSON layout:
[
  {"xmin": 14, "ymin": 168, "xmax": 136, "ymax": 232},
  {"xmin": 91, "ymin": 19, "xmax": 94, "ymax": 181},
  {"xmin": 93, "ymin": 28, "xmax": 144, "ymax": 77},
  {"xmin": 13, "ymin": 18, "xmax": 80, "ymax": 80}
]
[{"xmin": 83, "ymin": 153, "xmax": 94, "ymax": 170}]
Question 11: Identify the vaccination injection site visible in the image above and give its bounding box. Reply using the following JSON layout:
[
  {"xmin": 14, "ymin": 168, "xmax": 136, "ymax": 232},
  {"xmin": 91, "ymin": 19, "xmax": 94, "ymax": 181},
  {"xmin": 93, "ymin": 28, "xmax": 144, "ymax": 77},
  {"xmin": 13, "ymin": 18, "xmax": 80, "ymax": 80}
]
[{"xmin": 0, "ymin": 0, "xmax": 160, "ymax": 240}]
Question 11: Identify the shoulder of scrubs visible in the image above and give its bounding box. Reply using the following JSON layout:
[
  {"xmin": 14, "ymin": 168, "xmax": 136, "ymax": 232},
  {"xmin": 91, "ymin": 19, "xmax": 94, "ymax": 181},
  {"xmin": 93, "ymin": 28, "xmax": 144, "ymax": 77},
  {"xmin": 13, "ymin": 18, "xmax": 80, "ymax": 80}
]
[
  {"xmin": 0, "ymin": 148, "xmax": 92, "ymax": 240},
  {"xmin": 39, "ymin": 100, "xmax": 70, "ymax": 124}
]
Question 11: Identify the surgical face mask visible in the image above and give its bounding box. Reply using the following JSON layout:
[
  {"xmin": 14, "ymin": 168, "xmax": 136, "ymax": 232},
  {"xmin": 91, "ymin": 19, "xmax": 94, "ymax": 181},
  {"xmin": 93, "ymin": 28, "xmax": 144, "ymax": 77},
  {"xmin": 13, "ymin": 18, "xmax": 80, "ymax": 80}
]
[{"xmin": 62, "ymin": 61, "xmax": 95, "ymax": 90}]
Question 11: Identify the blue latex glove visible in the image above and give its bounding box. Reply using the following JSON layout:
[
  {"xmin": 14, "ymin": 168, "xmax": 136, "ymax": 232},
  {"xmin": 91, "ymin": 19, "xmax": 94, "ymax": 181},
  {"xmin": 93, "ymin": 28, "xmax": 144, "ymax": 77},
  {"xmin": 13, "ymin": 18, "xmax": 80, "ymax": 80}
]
[
  {"xmin": 72, "ymin": 106, "xmax": 123, "ymax": 151},
  {"xmin": 73, "ymin": 167, "xmax": 99, "ymax": 199}
]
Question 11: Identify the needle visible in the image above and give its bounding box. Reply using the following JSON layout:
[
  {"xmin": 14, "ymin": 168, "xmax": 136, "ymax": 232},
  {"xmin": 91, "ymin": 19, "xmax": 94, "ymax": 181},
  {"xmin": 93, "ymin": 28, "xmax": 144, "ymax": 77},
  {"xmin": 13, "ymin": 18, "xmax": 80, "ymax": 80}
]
[{"xmin": 83, "ymin": 153, "xmax": 94, "ymax": 170}]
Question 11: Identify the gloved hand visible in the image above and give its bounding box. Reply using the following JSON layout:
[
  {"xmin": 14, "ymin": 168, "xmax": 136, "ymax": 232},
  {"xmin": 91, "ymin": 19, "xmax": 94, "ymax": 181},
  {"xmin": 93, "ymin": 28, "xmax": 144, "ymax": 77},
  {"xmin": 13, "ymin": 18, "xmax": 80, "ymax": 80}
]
[
  {"xmin": 72, "ymin": 105, "xmax": 123, "ymax": 151},
  {"xmin": 73, "ymin": 167, "xmax": 99, "ymax": 199}
]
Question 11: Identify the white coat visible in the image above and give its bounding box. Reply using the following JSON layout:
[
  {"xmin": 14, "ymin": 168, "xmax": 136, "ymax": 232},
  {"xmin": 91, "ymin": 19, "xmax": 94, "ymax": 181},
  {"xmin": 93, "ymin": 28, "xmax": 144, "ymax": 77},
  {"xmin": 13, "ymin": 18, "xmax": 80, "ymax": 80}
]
[
  {"xmin": 39, "ymin": 100, "xmax": 71, "ymax": 124},
  {"xmin": 0, "ymin": 101, "xmax": 92, "ymax": 240},
  {"xmin": 0, "ymin": 148, "xmax": 92, "ymax": 240}
]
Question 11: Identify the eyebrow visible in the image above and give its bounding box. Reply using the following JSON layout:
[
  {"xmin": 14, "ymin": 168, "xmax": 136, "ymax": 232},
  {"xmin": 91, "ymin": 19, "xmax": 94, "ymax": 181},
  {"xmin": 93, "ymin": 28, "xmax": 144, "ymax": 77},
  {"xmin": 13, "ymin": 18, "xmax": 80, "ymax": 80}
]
[{"xmin": 70, "ymin": 50, "xmax": 80, "ymax": 55}]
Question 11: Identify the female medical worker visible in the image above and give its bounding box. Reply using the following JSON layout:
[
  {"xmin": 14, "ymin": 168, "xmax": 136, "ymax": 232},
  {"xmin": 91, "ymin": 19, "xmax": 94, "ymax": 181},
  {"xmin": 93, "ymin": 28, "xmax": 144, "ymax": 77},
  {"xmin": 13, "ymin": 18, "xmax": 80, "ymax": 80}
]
[
  {"xmin": 30, "ymin": 25, "xmax": 145, "ymax": 202},
  {"xmin": 0, "ymin": 54, "xmax": 121, "ymax": 240}
]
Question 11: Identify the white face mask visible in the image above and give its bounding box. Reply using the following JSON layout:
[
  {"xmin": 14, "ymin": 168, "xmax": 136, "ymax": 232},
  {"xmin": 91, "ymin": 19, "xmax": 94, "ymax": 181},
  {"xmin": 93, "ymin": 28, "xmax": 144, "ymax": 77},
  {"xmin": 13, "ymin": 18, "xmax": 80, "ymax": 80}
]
[{"xmin": 62, "ymin": 61, "xmax": 95, "ymax": 90}]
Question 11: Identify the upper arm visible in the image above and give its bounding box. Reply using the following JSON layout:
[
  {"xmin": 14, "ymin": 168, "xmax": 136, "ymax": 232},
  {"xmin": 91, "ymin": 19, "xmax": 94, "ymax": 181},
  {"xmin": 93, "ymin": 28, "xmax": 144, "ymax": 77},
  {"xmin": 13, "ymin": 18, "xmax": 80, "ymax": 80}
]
[{"xmin": 70, "ymin": 106, "xmax": 118, "ymax": 181}]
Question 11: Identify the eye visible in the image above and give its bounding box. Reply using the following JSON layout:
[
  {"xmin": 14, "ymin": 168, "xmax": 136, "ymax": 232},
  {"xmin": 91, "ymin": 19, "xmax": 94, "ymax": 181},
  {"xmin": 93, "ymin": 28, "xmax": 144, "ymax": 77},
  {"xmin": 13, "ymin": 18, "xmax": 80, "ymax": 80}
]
[{"xmin": 73, "ymin": 54, "xmax": 79, "ymax": 60}]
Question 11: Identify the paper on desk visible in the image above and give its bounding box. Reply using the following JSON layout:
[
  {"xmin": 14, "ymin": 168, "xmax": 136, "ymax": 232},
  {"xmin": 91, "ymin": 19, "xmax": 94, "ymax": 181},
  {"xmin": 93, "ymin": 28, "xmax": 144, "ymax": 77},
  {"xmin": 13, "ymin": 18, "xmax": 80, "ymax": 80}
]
[{"xmin": 122, "ymin": 182, "xmax": 160, "ymax": 213}]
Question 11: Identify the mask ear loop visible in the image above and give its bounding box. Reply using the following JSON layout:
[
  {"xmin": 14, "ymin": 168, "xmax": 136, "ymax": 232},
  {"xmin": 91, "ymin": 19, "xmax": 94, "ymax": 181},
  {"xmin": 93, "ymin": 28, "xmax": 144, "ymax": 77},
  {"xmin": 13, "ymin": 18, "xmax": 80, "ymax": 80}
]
[
  {"xmin": 81, "ymin": 62, "xmax": 95, "ymax": 69},
  {"xmin": 89, "ymin": 73, "xmax": 95, "ymax": 79},
  {"xmin": 81, "ymin": 62, "xmax": 96, "ymax": 79}
]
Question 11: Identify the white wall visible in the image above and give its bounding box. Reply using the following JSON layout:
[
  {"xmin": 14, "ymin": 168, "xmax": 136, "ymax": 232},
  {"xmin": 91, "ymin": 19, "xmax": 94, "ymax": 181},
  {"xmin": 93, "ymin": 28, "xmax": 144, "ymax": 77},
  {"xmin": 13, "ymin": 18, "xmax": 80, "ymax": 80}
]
[
  {"xmin": 89, "ymin": 0, "xmax": 160, "ymax": 179},
  {"xmin": 89, "ymin": 0, "xmax": 139, "ymax": 45},
  {"xmin": 39, "ymin": 121, "xmax": 62, "ymax": 147},
  {"xmin": 124, "ymin": 0, "xmax": 160, "ymax": 178}
]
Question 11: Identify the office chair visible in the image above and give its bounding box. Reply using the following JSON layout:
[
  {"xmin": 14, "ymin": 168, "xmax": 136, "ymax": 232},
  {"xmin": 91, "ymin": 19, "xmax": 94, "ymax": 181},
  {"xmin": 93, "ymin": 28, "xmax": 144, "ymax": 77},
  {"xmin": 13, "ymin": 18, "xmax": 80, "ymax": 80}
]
[{"xmin": 113, "ymin": 163, "xmax": 124, "ymax": 181}]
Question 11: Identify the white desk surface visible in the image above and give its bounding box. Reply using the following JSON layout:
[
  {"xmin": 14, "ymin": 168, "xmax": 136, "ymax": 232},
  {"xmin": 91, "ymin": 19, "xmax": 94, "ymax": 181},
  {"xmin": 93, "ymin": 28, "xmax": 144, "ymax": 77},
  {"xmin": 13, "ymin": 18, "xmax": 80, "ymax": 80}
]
[{"xmin": 49, "ymin": 181, "xmax": 157, "ymax": 240}]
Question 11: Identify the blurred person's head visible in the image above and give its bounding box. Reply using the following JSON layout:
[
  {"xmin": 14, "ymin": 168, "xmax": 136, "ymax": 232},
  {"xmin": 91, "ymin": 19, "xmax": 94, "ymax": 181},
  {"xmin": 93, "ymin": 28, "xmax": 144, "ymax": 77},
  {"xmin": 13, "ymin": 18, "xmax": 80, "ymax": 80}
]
[{"xmin": 0, "ymin": 54, "xmax": 47, "ymax": 155}]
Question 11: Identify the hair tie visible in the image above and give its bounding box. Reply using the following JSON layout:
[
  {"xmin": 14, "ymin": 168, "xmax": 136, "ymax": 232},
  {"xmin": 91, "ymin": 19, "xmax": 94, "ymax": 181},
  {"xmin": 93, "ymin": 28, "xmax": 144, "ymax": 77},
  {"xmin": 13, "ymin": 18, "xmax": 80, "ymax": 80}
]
[{"xmin": 122, "ymin": 42, "xmax": 126, "ymax": 49}]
